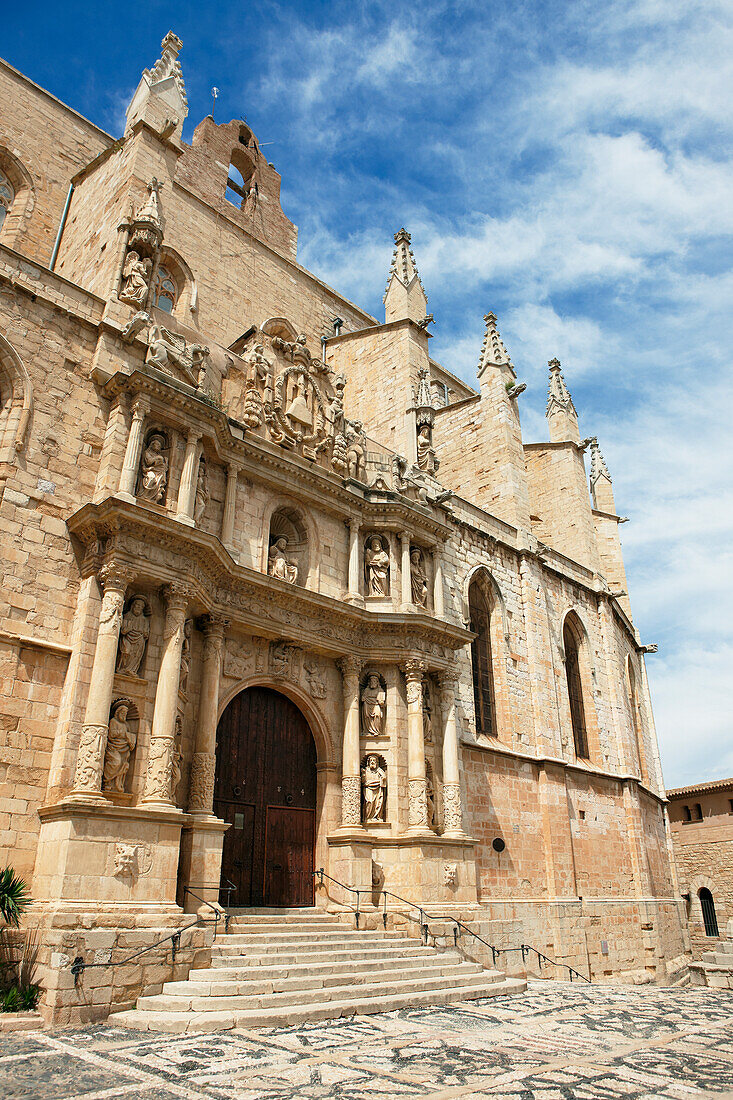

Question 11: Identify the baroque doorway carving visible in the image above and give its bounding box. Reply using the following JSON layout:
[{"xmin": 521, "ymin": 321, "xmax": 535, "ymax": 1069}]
[{"xmin": 214, "ymin": 686, "xmax": 317, "ymax": 907}]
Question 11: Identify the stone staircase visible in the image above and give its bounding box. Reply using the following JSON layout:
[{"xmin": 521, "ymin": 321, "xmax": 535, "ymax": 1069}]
[
  {"xmin": 691, "ymin": 919, "xmax": 733, "ymax": 988},
  {"xmin": 110, "ymin": 907, "xmax": 526, "ymax": 1032}
]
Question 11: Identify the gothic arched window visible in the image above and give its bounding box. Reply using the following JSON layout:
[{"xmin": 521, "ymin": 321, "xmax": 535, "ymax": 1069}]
[
  {"xmin": 627, "ymin": 659, "xmax": 648, "ymax": 783},
  {"xmin": 0, "ymin": 170, "xmax": 14, "ymax": 232},
  {"xmin": 469, "ymin": 579, "xmax": 496, "ymax": 737},
  {"xmin": 563, "ymin": 616, "xmax": 588, "ymax": 758},
  {"xmin": 154, "ymin": 265, "xmax": 177, "ymax": 313},
  {"xmin": 699, "ymin": 888, "xmax": 719, "ymax": 937}
]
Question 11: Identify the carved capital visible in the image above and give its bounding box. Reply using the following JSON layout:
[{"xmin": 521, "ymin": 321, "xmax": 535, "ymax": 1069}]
[
  {"xmin": 99, "ymin": 560, "xmax": 133, "ymax": 594},
  {"xmin": 402, "ymin": 658, "xmax": 426, "ymax": 682},
  {"xmin": 438, "ymin": 669, "xmax": 459, "ymax": 702},
  {"xmin": 185, "ymin": 427, "xmax": 202, "ymax": 447},
  {"xmin": 161, "ymin": 582, "xmax": 193, "ymax": 615},
  {"xmin": 130, "ymin": 395, "xmax": 150, "ymax": 421},
  {"xmin": 337, "ymin": 655, "xmax": 363, "ymax": 680},
  {"xmin": 199, "ymin": 613, "xmax": 229, "ymax": 641}
]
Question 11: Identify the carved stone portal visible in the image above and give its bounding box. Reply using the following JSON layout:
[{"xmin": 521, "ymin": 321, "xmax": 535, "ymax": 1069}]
[{"xmin": 361, "ymin": 753, "xmax": 387, "ymax": 823}]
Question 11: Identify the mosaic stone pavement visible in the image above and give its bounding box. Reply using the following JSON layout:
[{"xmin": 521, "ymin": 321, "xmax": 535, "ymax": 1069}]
[{"xmin": 2, "ymin": 981, "xmax": 733, "ymax": 1100}]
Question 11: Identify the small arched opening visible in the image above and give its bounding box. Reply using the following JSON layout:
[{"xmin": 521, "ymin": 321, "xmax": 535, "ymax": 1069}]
[
  {"xmin": 225, "ymin": 147, "xmax": 256, "ymax": 209},
  {"xmin": 699, "ymin": 888, "xmax": 719, "ymax": 937}
]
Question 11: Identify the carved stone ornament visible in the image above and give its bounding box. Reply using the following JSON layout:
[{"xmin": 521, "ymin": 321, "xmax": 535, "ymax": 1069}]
[
  {"xmin": 171, "ymin": 717, "xmax": 183, "ymax": 803},
  {"xmin": 361, "ymin": 753, "xmax": 387, "ymax": 823},
  {"xmin": 341, "ymin": 775, "xmax": 361, "ymax": 826},
  {"xmin": 122, "ymin": 310, "xmax": 150, "ymax": 343},
  {"xmin": 372, "ymin": 860, "xmax": 385, "ymax": 888},
  {"xmin": 74, "ymin": 724, "xmax": 108, "ymax": 794},
  {"xmin": 408, "ymin": 776, "xmax": 429, "ymax": 828},
  {"xmin": 112, "ymin": 841, "xmax": 153, "ymax": 880},
  {"xmin": 361, "ymin": 673, "xmax": 386, "ymax": 737},
  {"xmin": 410, "ymin": 547, "xmax": 429, "ymax": 608},
  {"xmin": 188, "ymin": 752, "xmax": 216, "ymax": 814},
  {"xmin": 426, "ymin": 765, "xmax": 437, "ymax": 828},
  {"xmin": 137, "ymin": 433, "xmax": 169, "ymax": 504},
  {"xmin": 179, "ymin": 619, "xmax": 192, "ymax": 694},
  {"xmin": 194, "ymin": 460, "xmax": 209, "ymax": 525},
  {"xmin": 365, "ymin": 535, "xmax": 390, "ymax": 597},
  {"xmin": 147, "ymin": 324, "xmax": 210, "ymax": 387},
  {"xmin": 116, "ymin": 595, "xmax": 150, "ymax": 677},
  {"xmin": 444, "ymin": 862, "xmax": 458, "ymax": 888},
  {"xmin": 442, "ymin": 782, "xmax": 462, "ymax": 832},
  {"xmin": 102, "ymin": 701, "xmax": 136, "ymax": 793},
  {"xmin": 422, "ymin": 680, "xmax": 433, "ymax": 742},
  {"xmin": 119, "ymin": 251, "xmax": 152, "ymax": 308},
  {"xmin": 268, "ymin": 536, "xmax": 298, "ymax": 584},
  {"xmin": 345, "ymin": 420, "xmax": 366, "ymax": 481},
  {"xmin": 269, "ymin": 640, "xmax": 302, "ymax": 681},
  {"xmin": 303, "ymin": 658, "xmax": 327, "ymax": 699}
]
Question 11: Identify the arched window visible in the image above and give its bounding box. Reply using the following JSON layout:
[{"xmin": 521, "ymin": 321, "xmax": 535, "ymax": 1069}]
[
  {"xmin": 469, "ymin": 579, "xmax": 496, "ymax": 737},
  {"xmin": 153, "ymin": 265, "xmax": 177, "ymax": 313},
  {"xmin": 0, "ymin": 170, "xmax": 14, "ymax": 232},
  {"xmin": 627, "ymin": 659, "xmax": 648, "ymax": 783},
  {"xmin": 699, "ymin": 888, "xmax": 719, "ymax": 937},
  {"xmin": 563, "ymin": 616, "xmax": 588, "ymax": 758}
]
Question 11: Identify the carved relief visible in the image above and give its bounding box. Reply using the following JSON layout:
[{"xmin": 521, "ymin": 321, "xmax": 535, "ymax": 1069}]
[
  {"xmin": 422, "ymin": 679, "xmax": 433, "ymax": 742},
  {"xmin": 426, "ymin": 764, "xmax": 437, "ymax": 829},
  {"xmin": 341, "ymin": 775, "xmax": 361, "ymax": 826},
  {"xmin": 361, "ymin": 753, "xmax": 387, "ymax": 823},
  {"xmin": 148, "ymin": 325, "xmax": 210, "ymax": 388},
  {"xmin": 269, "ymin": 640, "xmax": 302, "ymax": 681},
  {"xmin": 444, "ymin": 862, "xmax": 458, "ymax": 887},
  {"xmin": 102, "ymin": 701, "xmax": 137, "ymax": 794},
  {"xmin": 116, "ymin": 595, "xmax": 150, "ymax": 677},
  {"xmin": 365, "ymin": 535, "xmax": 390, "ymax": 596},
  {"xmin": 223, "ymin": 640, "xmax": 251, "ymax": 680},
  {"xmin": 188, "ymin": 752, "xmax": 216, "ymax": 814},
  {"xmin": 194, "ymin": 459, "xmax": 209, "ymax": 525},
  {"xmin": 303, "ymin": 658, "xmax": 327, "ymax": 699},
  {"xmin": 408, "ymin": 776, "xmax": 428, "ymax": 828},
  {"xmin": 171, "ymin": 716, "xmax": 183, "ymax": 803},
  {"xmin": 361, "ymin": 672, "xmax": 386, "ymax": 737},
  {"xmin": 120, "ymin": 251, "xmax": 152, "ymax": 308},
  {"xmin": 268, "ymin": 536, "xmax": 298, "ymax": 584},
  {"xmin": 74, "ymin": 724, "xmax": 108, "ymax": 794},
  {"xmin": 137, "ymin": 432, "xmax": 169, "ymax": 504},
  {"xmin": 112, "ymin": 841, "xmax": 152, "ymax": 880},
  {"xmin": 179, "ymin": 619, "xmax": 192, "ymax": 694},
  {"xmin": 410, "ymin": 547, "xmax": 429, "ymax": 608},
  {"xmin": 442, "ymin": 782, "xmax": 462, "ymax": 832}
]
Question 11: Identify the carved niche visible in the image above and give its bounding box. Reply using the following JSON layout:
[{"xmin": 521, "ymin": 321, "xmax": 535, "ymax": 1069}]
[
  {"xmin": 361, "ymin": 753, "xmax": 388, "ymax": 824},
  {"xmin": 364, "ymin": 534, "xmax": 390, "ymax": 597},
  {"xmin": 119, "ymin": 178, "xmax": 163, "ymax": 310},
  {"xmin": 115, "ymin": 595, "xmax": 151, "ymax": 677},
  {"xmin": 410, "ymin": 546, "xmax": 429, "ymax": 608},
  {"xmin": 360, "ymin": 671, "xmax": 387, "ymax": 737},
  {"xmin": 102, "ymin": 699, "xmax": 138, "ymax": 794},
  {"xmin": 267, "ymin": 506, "xmax": 308, "ymax": 586},
  {"xmin": 137, "ymin": 430, "xmax": 169, "ymax": 505}
]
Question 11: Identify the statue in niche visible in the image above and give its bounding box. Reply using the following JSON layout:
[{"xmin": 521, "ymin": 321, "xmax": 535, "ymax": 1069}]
[
  {"xmin": 179, "ymin": 619, "xmax": 192, "ymax": 694},
  {"xmin": 268, "ymin": 536, "xmax": 299, "ymax": 584},
  {"xmin": 194, "ymin": 460, "xmax": 209, "ymax": 525},
  {"xmin": 103, "ymin": 703, "xmax": 136, "ymax": 793},
  {"xmin": 422, "ymin": 680, "xmax": 433, "ymax": 743},
  {"xmin": 361, "ymin": 754, "xmax": 387, "ymax": 823},
  {"xmin": 410, "ymin": 547, "xmax": 429, "ymax": 608},
  {"xmin": 361, "ymin": 674, "xmax": 386, "ymax": 737},
  {"xmin": 346, "ymin": 421, "xmax": 366, "ymax": 481},
  {"xmin": 120, "ymin": 250, "xmax": 152, "ymax": 308},
  {"xmin": 138, "ymin": 434, "xmax": 168, "ymax": 504},
  {"xmin": 365, "ymin": 536, "xmax": 390, "ymax": 596},
  {"xmin": 116, "ymin": 596, "xmax": 150, "ymax": 677},
  {"xmin": 416, "ymin": 424, "xmax": 438, "ymax": 474}
]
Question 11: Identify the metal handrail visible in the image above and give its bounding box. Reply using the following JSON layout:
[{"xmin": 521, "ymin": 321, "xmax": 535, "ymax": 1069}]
[
  {"xmin": 69, "ymin": 878, "xmax": 237, "ymax": 985},
  {"xmin": 314, "ymin": 868, "xmax": 590, "ymax": 983}
]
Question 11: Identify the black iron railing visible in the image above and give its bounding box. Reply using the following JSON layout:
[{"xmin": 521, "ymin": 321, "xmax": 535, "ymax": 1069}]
[
  {"xmin": 69, "ymin": 879, "xmax": 236, "ymax": 985},
  {"xmin": 314, "ymin": 868, "xmax": 590, "ymax": 983}
]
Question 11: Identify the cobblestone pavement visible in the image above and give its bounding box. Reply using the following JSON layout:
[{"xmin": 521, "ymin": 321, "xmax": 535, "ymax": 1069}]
[{"xmin": 3, "ymin": 982, "xmax": 733, "ymax": 1100}]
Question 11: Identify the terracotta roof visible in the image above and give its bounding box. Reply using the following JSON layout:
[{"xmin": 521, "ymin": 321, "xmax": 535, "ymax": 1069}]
[{"xmin": 666, "ymin": 777, "xmax": 733, "ymax": 798}]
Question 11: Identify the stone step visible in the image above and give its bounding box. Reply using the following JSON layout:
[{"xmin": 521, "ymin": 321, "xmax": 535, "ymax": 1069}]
[
  {"xmin": 161, "ymin": 960, "xmax": 484, "ymax": 998},
  {"xmin": 212, "ymin": 930, "xmax": 411, "ymax": 947},
  {"xmin": 179, "ymin": 950, "xmax": 466, "ymax": 984},
  {"xmin": 224, "ymin": 920, "xmax": 346, "ymax": 934},
  {"xmin": 210, "ymin": 944, "xmax": 434, "ymax": 967},
  {"xmin": 110, "ymin": 976, "xmax": 527, "ymax": 1032}
]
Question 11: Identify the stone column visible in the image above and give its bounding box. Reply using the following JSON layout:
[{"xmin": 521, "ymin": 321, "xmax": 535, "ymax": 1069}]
[
  {"xmin": 221, "ymin": 463, "xmax": 238, "ymax": 548},
  {"xmin": 117, "ymin": 396, "xmax": 149, "ymax": 500},
  {"xmin": 399, "ymin": 531, "xmax": 412, "ymax": 606},
  {"xmin": 433, "ymin": 549, "xmax": 444, "ymax": 618},
  {"xmin": 337, "ymin": 655, "xmax": 362, "ymax": 828},
  {"xmin": 71, "ymin": 561, "xmax": 131, "ymax": 800},
  {"xmin": 346, "ymin": 518, "xmax": 361, "ymax": 599},
  {"xmin": 439, "ymin": 672, "xmax": 465, "ymax": 837},
  {"xmin": 142, "ymin": 583, "xmax": 191, "ymax": 808},
  {"xmin": 188, "ymin": 614, "xmax": 228, "ymax": 816},
  {"xmin": 176, "ymin": 429, "xmax": 201, "ymax": 526},
  {"xmin": 403, "ymin": 658, "xmax": 429, "ymax": 833}
]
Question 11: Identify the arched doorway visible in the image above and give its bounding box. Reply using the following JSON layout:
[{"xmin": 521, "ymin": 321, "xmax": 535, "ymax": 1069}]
[
  {"xmin": 214, "ymin": 686, "xmax": 317, "ymax": 907},
  {"xmin": 699, "ymin": 888, "xmax": 719, "ymax": 937}
]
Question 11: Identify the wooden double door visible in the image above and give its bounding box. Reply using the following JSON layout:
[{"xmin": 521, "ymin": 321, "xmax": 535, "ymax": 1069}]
[{"xmin": 214, "ymin": 687, "xmax": 317, "ymax": 908}]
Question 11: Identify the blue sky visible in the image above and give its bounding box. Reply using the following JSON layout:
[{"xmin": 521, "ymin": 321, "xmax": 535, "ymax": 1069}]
[{"xmin": 4, "ymin": 1, "xmax": 732, "ymax": 786}]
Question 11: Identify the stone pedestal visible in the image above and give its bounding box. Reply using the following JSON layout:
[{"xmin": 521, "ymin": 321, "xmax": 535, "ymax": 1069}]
[{"xmin": 178, "ymin": 817, "xmax": 230, "ymax": 913}]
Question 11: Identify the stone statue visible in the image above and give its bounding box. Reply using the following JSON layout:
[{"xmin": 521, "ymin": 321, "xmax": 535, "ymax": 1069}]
[
  {"xmin": 416, "ymin": 424, "xmax": 437, "ymax": 473},
  {"xmin": 138, "ymin": 435, "xmax": 168, "ymax": 504},
  {"xmin": 102, "ymin": 703, "xmax": 136, "ymax": 793},
  {"xmin": 365, "ymin": 536, "xmax": 390, "ymax": 596},
  {"xmin": 116, "ymin": 596, "xmax": 150, "ymax": 676},
  {"xmin": 147, "ymin": 325, "xmax": 210, "ymax": 384},
  {"xmin": 361, "ymin": 674, "xmax": 386, "ymax": 737},
  {"xmin": 346, "ymin": 421, "xmax": 366, "ymax": 481},
  {"xmin": 171, "ymin": 718, "xmax": 183, "ymax": 802},
  {"xmin": 410, "ymin": 547, "xmax": 428, "ymax": 607},
  {"xmin": 361, "ymin": 754, "xmax": 387, "ymax": 823},
  {"xmin": 194, "ymin": 460, "xmax": 209, "ymax": 524},
  {"xmin": 119, "ymin": 250, "xmax": 151, "ymax": 308},
  {"xmin": 426, "ymin": 768, "xmax": 437, "ymax": 828},
  {"xmin": 268, "ymin": 536, "xmax": 298, "ymax": 584},
  {"xmin": 179, "ymin": 619, "xmax": 192, "ymax": 694},
  {"xmin": 422, "ymin": 680, "xmax": 433, "ymax": 743}
]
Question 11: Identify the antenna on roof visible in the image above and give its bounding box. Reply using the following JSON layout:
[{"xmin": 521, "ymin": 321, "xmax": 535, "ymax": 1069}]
[{"xmin": 211, "ymin": 87, "xmax": 219, "ymax": 120}]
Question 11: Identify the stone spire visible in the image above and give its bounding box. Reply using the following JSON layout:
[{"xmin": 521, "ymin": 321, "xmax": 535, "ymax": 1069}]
[
  {"xmin": 136, "ymin": 178, "xmax": 163, "ymax": 232},
  {"xmin": 412, "ymin": 364, "xmax": 433, "ymax": 412},
  {"xmin": 383, "ymin": 228, "xmax": 428, "ymax": 324},
  {"xmin": 589, "ymin": 436, "xmax": 616, "ymax": 513},
  {"xmin": 126, "ymin": 31, "xmax": 189, "ymax": 138},
  {"xmin": 545, "ymin": 358, "xmax": 580, "ymax": 443},
  {"xmin": 477, "ymin": 312, "xmax": 514, "ymax": 378}
]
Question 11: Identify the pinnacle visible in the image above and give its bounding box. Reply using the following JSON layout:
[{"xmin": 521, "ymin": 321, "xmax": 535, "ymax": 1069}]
[
  {"xmin": 589, "ymin": 437, "xmax": 612, "ymax": 485},
  {"xmin": 146, "ymin": 29, "xmax": 188, "ymax": 111},
  {"xmin": 136, "ymin": 178, "xmax": 163, "ymax": 229},
  {"xmin": 384, "ymin": 228, "xmax": 426, "ymax": 300},
  {"xmin": 477, "ymin": 312, "xmax": 513, "ymax": 375},
  {"xmin": 413, "ymin": 365, "xmax": 433, "ymax": 410},
  {"xmin": 545, "ymin": 357, "xmax": 576, "ymax": 418}
]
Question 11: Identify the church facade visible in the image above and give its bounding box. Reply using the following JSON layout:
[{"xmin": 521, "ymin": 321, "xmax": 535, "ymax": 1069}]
[{"xmin": 0, "ymin": 33, "xmax": 689, "ymax": 1021}]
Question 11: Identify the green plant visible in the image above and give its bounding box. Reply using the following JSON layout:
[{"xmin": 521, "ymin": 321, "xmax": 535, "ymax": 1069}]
[
  {"xmin": 0, "ymin": 868, "xmax": 29, "ymax": 927},
  {"xmin": 0, "ymin": 928, "xmax": 22, "ymax": 992},
  {"xmin": 2, "ymin": 987, "xmax": 20, "ymax": 1013},
  {"xmin": 19, "ymin": 984, "xmax": 40, "ymax": 1011}
]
